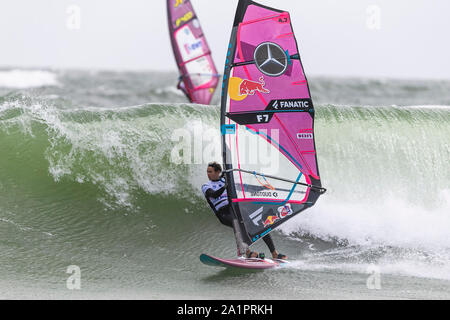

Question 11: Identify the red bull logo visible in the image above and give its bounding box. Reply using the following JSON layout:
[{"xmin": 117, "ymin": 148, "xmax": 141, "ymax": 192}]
[
  {"xmin": 228, "ymin": 76, "xmax": 270, "ymax": 101},
  {"xmin": 239, "ymin": 76, "xmax": 270, "ymax": 96},
  {"xmin": 263, "ymin": 215, "xmax": 279, "ymax": 228},
  {"xmin": 261, "ymin": 204, "xmax": 294, "ymax": 228}
]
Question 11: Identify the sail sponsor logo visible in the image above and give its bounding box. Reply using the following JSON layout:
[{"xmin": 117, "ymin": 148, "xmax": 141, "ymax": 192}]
[
  {"xmin": 184, "ymin": 40, "xmax": 202, "ymax": 54},
  {"xmin": 252, "ymin": 227, "xmax": 272, "ymax": 242},
  {"xmin": 174, "ymin": 0, "xmax": 183, "ymax": 8},
  {"xmin": 247, "ymin": 204, "xmax": 295, "ymax": 230},
  {"xmin": 263, "ymin": 204, "xmax": 294, "ymax": 227},
  {"xmin": 263, "ymin": 215, "xmax": 279, "ymax": 227},
  {"xmin": 268, "ymin": 99, "xmax": 311, "ymax": 110},
  {"xmin": 176, "ymin": 11, "xmax": 193, "ymax": 27},
  {"xmin": 239, "ymin": 77, "xmax": 270, "ymax": 96},
  {"xmin": 254, "ymin": 42, "xmax": 288, "ymax": 77},
  {"xmin": 249, "ymin": 203, "xmax": 294, "ymax": 229},
  {"xmin": 296, "ymin": 132, "xmax": 313, "ymax": 139},
  {"xmin": 277, "ymin": 203, "xmax": 293, "ymax": 218},
  {"xmin": 250, "ymin": 191, "xmax": 278, "ymax": 198},
  {"xmin": 228, "ymin": 76, "xmax": 270, "ymax": 101},
  {"xmin": 249, "ymin": 207, "xmax": 264, "ymax": 226}
]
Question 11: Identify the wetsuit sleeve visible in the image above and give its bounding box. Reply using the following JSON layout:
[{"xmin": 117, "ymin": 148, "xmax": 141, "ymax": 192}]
[
  {"xmin": 177, "ymin": 79, "xmax": 193, "ymax": 103},
  {"xmin": 201, "ymin": 183, "xmax": 210, "ymax": 195},
  {"xmin": 204, "ymin": 185, "xmax": 227, "ymax": 199}
]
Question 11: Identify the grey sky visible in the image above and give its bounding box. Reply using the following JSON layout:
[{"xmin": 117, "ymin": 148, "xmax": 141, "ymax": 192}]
[{"xmin": 1, "ymin": 0, "xmax": 449, "ymax": 79}]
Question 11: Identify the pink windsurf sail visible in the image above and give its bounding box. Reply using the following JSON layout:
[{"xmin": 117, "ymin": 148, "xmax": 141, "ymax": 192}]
[
  {"xmin": 220, "ymin": 0, "xmax": 326, "ymax": 251},
  {"xmin": 167, "ymin": 0, "xmax": 219, "ymax": 105}
]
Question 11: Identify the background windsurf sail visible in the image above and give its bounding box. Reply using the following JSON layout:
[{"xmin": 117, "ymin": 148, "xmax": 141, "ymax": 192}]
[
  {"xmin": 167, "ymin": 0, "xmax": 219, "ymax": 105},
  {"xmin": 221, "ymin": 0, "xmax": 326, "ymax": 252}
]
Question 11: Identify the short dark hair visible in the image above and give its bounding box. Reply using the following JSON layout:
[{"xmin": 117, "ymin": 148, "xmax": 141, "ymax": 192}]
[{"xmin": 208, "ymin": 161, "xmax": 222, "ymax": 172}]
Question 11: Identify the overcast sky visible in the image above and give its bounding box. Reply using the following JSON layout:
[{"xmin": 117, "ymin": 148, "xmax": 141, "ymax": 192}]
[{"xmin": 1, "ymin": 0, "xmax": 449, "ymax": 79}]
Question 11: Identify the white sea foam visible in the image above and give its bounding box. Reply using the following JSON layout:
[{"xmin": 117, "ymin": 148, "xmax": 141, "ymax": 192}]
[
  {"xmin": 288, "ymin": 257, "xmax": 450, "ymax": 281},
  {"xmin": 0, "ymin": 70, "xmax": 59, "ymax": 88},
  {"xmin": 282, "ymin": 195, "xmax": 450, "ymax": 251},
  {"xmin": 279, "ymin": 194, "xmax": 450, "ymax": 280},
  {"xmin": 402, "ymin": 105, "xmax": 450, "ymax": 110}
]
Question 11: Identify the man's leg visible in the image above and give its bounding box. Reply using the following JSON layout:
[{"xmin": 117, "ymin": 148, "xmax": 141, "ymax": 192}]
[
  {"xmin": 262, "ymin": 234, "xmax": 288, "ymax": 259},
  {"xmin": 216, "ymin": 206, "xmax": 234, "ymax": 228},
  {"xmin": 216, "ymin": 207, "xmax": 286, "ymax": 259},
  {"xmin": 217, "ymin": 207, "xmax": 263, "ymax": 258},
  {"xmin": 262, "ymin": 234, "xmax": 276, "ymax": 253}
]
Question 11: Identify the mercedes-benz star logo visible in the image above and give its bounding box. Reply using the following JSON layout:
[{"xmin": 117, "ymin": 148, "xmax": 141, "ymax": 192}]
[{"xmin": 254, "ymin": 42, "xmax": 288, "ymax": 77}]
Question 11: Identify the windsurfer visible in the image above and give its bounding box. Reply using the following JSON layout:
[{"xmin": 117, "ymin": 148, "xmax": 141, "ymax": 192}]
[
  {"xmin": 177, "ymin": 76, "xmax": 193, "ymax": 102},
  {"xmin": 202, "ymin": 161, "xmax": 287, "ymax": 260}
]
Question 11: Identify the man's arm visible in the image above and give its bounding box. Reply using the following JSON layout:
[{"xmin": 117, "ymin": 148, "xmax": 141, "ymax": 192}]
[
  {"xmin": 204, "ymin": 185, "xmax": 227, "ymax": 199},
  {"xmin": 202, "ymin": 179, "xmax": 227, "ymax": 199}
]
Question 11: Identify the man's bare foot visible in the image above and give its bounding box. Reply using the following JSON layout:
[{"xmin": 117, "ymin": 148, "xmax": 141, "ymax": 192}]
[
  {"xmin": 271, "ymin": 250, "xmax": 288, "ymax": 260},
  {"xmin": 246, "ymin": 250, "xmax": 260, "ymax": 258}
]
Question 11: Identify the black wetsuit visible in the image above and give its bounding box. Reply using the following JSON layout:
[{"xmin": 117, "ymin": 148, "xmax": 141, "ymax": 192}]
[{"xmin": 177, "ymin": 78, "xmax": 193, "ymax": 103}]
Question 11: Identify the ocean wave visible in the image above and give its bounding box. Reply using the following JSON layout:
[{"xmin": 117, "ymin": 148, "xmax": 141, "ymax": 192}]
[{"xmin": 0, "ymin": 99, "xmax": 449, "ymax": 259}]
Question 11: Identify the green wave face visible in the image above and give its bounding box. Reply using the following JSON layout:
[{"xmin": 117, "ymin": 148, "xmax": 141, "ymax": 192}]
[{"xmin": 1, "ymin": 98, "xmax": 448, "ymax": 210}]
